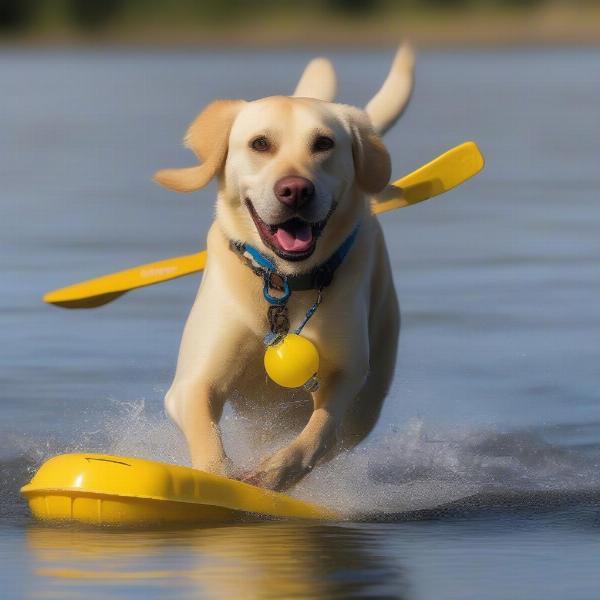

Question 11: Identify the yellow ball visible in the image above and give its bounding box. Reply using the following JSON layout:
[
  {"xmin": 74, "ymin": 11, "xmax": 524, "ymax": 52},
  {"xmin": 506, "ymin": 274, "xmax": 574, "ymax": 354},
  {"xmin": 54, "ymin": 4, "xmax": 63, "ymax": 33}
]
[{"xmin": 264, "ymin": 333, "xmax": 319, "ymax": 389}]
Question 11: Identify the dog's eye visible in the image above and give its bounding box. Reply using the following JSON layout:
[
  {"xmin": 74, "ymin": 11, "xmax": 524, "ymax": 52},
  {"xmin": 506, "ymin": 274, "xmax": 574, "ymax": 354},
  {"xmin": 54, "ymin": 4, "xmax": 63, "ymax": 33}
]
[
  {"xmin": 312, "ymin": 136, "xmax": 335, "ymax": 152},
  {"xmin": 250, "ymin": 136, "xmax": 270, "ymax": 152}
]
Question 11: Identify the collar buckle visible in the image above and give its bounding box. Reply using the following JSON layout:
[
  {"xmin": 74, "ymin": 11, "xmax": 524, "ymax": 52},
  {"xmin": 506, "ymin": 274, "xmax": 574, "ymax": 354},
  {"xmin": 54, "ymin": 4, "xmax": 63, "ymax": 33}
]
[{"xmin": 262, "ymin": 272, "xmax": 290, "ymax": 305}]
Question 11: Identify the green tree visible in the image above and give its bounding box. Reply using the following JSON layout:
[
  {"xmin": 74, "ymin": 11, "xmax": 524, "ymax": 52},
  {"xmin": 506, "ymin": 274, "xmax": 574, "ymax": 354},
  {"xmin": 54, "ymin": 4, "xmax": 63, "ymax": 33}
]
[
  {"xmin": 66, "ymin": 0, "xmax": 124, "ymax": 30},
  {"xmin": 328, "ymin": 0, "xmax": 381, "ymax": 14},
  {"xmin": 0, "ymin": 0, "xmax": 35, "ymax": 31}
]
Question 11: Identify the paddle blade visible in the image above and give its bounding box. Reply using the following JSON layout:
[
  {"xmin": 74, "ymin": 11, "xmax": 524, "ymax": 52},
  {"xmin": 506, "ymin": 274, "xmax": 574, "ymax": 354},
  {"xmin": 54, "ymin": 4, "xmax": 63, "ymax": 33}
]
[
  {"xmin": 44, "ymin": 251, "xmax": 207, "ymax": 308},
  {"xmin": 371, "ymin": 141, "xmax": 484, "ymax": 215}
]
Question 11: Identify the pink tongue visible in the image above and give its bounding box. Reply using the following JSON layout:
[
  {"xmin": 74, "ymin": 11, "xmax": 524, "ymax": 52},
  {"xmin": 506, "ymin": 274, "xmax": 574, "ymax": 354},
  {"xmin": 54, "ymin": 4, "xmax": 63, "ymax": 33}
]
[{"xmin": 274, "ymin": 223, "xmax": 313, "ymax": 252}]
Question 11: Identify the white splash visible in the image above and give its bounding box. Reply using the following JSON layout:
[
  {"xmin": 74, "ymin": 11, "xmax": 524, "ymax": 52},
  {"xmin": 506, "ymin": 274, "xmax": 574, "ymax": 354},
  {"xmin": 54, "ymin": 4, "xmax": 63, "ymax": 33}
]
[{"xmin": 18, "ymin": 400, "xmax": 600, "ymax": 519}]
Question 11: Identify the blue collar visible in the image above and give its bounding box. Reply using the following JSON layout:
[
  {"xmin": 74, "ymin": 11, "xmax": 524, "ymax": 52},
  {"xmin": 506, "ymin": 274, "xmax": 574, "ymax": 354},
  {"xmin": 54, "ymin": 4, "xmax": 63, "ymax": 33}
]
[{"xmin": 231, "ymin": 227, "xmax": 359, "ymax": 306}]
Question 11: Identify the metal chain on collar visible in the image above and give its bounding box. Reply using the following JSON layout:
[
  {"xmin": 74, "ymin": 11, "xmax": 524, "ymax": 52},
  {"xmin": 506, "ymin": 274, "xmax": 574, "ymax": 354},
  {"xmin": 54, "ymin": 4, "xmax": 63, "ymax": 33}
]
[
  {"xmin": 294, "ymin": 290, "xmax": 323, "ymax": 335},
  {"xmin": 263, "ymin": 290, "xmax": 323, "ymax": 347},
  {"xmin": 268, "ymin": 305, "xmax": 290, "ymax": 336}
]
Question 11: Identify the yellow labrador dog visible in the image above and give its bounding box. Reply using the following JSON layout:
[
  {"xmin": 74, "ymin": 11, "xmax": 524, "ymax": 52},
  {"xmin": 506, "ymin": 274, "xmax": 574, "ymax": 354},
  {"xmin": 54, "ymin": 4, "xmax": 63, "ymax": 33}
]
[{"xmin": 155, "ymin": 45, "xmax": 414, "ymax": 491}]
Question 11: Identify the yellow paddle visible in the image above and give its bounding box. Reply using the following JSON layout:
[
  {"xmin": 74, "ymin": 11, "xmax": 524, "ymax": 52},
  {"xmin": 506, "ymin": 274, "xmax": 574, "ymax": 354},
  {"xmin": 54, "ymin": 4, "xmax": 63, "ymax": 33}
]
[{"xmin": 44, "ymin": 141, "xmax": 484, "ymax": 309}]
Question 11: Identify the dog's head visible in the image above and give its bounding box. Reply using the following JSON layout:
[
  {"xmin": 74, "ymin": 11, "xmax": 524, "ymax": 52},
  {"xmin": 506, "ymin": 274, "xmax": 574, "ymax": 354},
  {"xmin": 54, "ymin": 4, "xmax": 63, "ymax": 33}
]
[{"xmin": 154, "ymin": 96, "xmax": 390, "ymax": 270}]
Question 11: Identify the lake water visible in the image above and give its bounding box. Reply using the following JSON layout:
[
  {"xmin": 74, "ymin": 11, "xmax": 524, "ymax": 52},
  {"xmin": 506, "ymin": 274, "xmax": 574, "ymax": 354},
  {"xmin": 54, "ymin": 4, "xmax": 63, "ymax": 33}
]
[{"xmin": 1, "ymin": 48, "xmax": 600, "ymax": 599}]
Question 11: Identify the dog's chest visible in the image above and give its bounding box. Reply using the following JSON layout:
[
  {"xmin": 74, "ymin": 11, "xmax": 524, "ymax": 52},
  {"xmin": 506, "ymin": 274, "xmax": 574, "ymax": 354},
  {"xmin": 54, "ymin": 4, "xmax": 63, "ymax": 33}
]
[{"xmin": 227, "ymin": 346, "xmax": 313, "ymax": 431}]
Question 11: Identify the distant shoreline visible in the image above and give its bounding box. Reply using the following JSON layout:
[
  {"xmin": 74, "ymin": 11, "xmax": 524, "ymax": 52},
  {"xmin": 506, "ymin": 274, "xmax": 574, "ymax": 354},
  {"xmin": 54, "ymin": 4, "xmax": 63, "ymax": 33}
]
[{"xmin": 2, "ymin": 6, "xmax": 600, "ymax": 49}]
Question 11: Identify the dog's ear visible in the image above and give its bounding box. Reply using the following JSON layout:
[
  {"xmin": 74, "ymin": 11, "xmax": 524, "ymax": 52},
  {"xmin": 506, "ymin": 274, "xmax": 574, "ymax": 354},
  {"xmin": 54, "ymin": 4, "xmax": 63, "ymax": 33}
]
[
  {"xmin": 154, "ymin": 99, "xmax": 245, "ymax": 193},
  {"xmin": 348, "ymin": 109, "xmax": 391, "ymax": 194},
  {"xmin": 293, "ymin": 57, "xmax": 337, "ymax": 102}
]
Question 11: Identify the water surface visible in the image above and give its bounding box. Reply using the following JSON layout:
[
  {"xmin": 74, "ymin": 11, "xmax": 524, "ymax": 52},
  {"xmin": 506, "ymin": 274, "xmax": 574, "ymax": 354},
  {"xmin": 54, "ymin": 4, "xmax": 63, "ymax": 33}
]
[{"xmin": 1, "ymin": 48, "xmax": 600, "ymax": 599}]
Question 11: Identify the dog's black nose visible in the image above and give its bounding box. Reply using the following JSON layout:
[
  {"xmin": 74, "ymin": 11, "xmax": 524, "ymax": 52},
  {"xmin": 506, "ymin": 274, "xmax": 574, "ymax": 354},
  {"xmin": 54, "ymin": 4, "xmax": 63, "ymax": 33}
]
[{"xmin": 274, "ymin": 176, "xmax": 315, "ymax": 209}]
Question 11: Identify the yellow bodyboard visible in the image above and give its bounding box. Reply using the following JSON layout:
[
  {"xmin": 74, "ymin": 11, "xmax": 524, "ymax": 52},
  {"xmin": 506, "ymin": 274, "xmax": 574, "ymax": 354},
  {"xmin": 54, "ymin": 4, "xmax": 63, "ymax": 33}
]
[{"xmin": 21, "ymin": 453, "xmax": 338, "ymax": 526}]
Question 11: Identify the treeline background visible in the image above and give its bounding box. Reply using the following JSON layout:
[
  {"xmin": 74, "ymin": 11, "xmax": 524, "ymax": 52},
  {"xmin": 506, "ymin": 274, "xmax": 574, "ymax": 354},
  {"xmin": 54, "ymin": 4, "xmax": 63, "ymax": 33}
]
[{"xmin": 1, "ymin": 0, "xmax": 599, "ymax": 44}]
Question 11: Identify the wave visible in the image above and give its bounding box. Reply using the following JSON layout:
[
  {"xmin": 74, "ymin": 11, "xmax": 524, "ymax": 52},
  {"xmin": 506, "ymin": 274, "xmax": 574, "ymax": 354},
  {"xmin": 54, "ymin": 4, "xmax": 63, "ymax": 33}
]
[{"xmin": 4, "ymin": 401, "xmax": 600, "ymax": 524}]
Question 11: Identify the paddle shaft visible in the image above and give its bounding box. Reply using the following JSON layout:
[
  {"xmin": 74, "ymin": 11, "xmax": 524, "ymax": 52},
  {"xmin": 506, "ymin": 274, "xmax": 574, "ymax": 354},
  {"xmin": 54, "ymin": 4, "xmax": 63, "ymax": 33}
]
[{"xmin": 44, "ymin": 141, "xmax": 484, "ymax": 308}]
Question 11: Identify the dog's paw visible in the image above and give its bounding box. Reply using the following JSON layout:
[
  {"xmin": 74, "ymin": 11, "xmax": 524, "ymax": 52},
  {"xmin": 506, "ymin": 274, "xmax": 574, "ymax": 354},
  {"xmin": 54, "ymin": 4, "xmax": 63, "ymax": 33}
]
[
  {"xmin": 192, "ymin": 455, "xmax": 234, "ymax": 478},
  {"xmin": 242, "ymin": 447, "xmax": 312, "ymax": 491}
]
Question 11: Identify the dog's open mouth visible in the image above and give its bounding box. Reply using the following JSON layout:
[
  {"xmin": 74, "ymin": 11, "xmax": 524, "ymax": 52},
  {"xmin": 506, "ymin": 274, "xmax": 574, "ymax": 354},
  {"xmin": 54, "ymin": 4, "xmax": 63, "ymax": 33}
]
[{"xmin": 246, "ymin": 200, "xmax": 326, "ymax": 261}]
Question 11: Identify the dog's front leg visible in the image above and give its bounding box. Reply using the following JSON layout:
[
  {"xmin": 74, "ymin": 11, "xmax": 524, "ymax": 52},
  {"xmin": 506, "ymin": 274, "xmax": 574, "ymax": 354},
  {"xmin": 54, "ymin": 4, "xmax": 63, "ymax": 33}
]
[
  {"xmin": 243, "ymin": 407, "xmax": 335, "ymax": 491},
  {"xmin": 243, "ymin": 372, "xmax": 361, "ymax": 490},
  {"xmin": 165, "ymin": 383, "xmax": 229, "ymax": 475}
]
